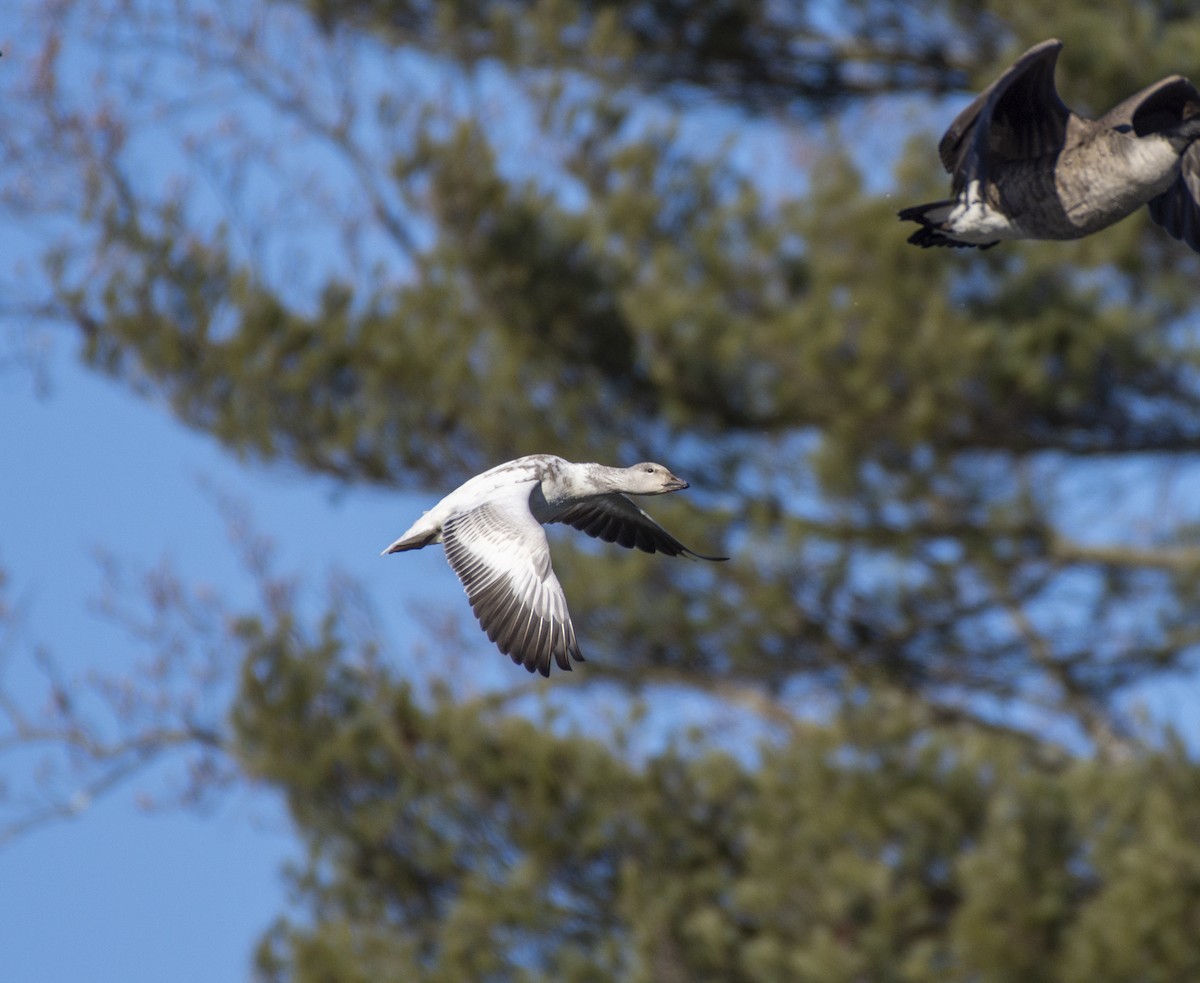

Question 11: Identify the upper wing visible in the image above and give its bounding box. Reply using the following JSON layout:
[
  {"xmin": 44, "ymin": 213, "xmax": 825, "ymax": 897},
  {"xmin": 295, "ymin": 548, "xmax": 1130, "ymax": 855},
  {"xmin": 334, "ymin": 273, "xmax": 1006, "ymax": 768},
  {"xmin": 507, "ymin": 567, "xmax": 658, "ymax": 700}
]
[
  {"xmin": 939, "ymin": 39, "xmax": 1070, "ymax": 190},
  {"xmin": 442, "ymin": 483, "xmax": 582, "ymax": 676},
  {"xmin": 1107, "ymin": 75, "xmax": 1200, "ymax": 135},
  {"xmin": 547, "ymin": 494, "xmax": 727, "ymax": 561},
  {"xmin": 1148, "ymin": 143, "xmax": 1200, "ymax": 252}
]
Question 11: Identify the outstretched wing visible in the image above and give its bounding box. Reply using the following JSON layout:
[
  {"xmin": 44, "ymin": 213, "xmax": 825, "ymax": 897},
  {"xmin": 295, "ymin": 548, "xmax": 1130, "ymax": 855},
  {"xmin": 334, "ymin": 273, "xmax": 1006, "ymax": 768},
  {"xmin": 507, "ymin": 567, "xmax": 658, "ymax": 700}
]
[
  {"xmin": 1120, "ymin": 76, "xmax": 1200, "ymax": 254},
  {"xmin": 939, "ymin": 39, "xmax": 1070, "ymax": 191},
  {"xmin": 442, "ymin": 483, "xmax": 582, "ymax": 676},
  {"xmin": 547, "ymin": 494, "xmax": 727, "ymax": 561}
]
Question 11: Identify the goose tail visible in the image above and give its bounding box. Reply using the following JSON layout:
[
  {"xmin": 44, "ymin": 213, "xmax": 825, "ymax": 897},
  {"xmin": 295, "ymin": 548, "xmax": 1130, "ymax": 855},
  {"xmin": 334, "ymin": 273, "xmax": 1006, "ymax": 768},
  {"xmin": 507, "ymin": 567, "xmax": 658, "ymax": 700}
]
[
  {"xmin": 898, "ymin": 201, "xmax": 997, "ymax": 249},
  {"xmin": 381, "ymin": 517, "xmax": 441, "ymax": 555}
]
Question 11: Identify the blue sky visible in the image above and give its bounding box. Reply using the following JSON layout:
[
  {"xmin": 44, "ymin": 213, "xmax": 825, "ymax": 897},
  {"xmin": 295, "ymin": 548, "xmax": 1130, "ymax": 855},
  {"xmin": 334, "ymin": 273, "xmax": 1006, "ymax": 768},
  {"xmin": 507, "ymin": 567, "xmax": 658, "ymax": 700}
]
[
  {"xmin": 1, "ymin": 353, "xmax": 291, "ymax": 982},
  {"xmin": 0, "ymin": 340, "xmax": 458, "ymax": 982}
]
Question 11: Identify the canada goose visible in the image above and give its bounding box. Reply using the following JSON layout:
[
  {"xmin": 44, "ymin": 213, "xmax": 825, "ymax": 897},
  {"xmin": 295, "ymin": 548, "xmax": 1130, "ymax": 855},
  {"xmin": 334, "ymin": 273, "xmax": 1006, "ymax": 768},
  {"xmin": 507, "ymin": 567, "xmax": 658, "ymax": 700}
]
[
  {"xmin": 900, "ymin": 39, "xmax": 1200, "ymax": 251},
  {"xmin": 382, "ymin": 454, "xmax": 726, "ymax": 675}
]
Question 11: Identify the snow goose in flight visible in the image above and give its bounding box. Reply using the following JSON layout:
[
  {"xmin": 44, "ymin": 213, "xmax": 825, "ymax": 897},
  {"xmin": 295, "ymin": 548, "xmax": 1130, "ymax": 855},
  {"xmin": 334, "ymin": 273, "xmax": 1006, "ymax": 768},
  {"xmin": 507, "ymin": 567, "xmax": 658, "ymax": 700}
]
[
  {"xmin": 899, "ymin": 39, "xmax": 1200, "ymax": 251},
  {"xmin": 382, "ymin": 454, "xmax": 726, "ymax": 676}
]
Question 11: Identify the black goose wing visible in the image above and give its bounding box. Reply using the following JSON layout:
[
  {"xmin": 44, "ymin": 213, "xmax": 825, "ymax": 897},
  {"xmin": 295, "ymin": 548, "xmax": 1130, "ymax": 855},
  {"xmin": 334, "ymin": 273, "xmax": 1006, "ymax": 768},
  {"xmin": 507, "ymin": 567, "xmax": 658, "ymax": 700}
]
[
  {"xmin": 940, "ymin": 39, "xmax": 1070, "ymax": 192},
  {"xmin": 548, "ymin": 494, "xmax": 727, "ymax": 561},
  {"xmin": 1149, "ymin": 143, "xmax": 1200, "ymax": 252},
  {"xmin": 1126, "ymin": 77, "xmax": 1200, "ymax": 253},
  {"xmin": 1107, "ymin": 75, "xmax": 1200, "ymax": 135}
]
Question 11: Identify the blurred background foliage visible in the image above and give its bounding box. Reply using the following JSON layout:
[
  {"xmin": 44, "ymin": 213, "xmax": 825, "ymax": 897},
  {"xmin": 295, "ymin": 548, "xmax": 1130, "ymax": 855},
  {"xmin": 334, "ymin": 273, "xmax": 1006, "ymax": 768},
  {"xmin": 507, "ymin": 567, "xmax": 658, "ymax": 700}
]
[{"xmin": 5, "ymin": 0, "xmax": 1200, "ymax": 978}]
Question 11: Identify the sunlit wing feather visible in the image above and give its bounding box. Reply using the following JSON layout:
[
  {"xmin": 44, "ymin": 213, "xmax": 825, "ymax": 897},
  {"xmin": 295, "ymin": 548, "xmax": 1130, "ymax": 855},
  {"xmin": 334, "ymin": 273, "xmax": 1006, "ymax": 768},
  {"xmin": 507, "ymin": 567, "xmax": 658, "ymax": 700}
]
[{"xmin": 442, "ymin": 483, "xmax": 582, "ymax": 676}]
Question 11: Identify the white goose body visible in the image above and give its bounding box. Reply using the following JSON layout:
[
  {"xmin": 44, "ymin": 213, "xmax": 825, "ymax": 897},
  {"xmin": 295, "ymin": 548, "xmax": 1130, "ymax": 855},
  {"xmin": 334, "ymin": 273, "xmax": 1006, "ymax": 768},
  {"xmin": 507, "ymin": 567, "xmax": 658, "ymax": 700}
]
[
  {"xmin": 382, "ymin": 454, "xmax": 725, "ymax": 676},
  {"xmin": 931, "ymin": 180, "xmax": 1028, "ymax": 244},
  {"xmin": 900, "ymin": 39, "xmax": 1200, "ymax": 251}
]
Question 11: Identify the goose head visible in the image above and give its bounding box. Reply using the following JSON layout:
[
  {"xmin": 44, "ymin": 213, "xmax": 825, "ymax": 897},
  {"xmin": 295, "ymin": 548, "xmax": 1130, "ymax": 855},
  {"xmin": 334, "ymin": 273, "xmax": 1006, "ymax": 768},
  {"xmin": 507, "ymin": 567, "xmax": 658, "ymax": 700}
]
[{"xmin": 623, "ymin": 462, "xmax": 690, "ymax": 495}]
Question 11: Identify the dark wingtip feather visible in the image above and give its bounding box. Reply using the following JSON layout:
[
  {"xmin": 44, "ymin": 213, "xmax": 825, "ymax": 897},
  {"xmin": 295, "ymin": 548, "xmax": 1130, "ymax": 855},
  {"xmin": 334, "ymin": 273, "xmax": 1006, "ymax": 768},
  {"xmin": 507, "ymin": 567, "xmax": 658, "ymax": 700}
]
[
  {"xmin": 1148, "ymin": 186, "xmax": 1200, "ymax": 254},
  {"xmin": 679, "ymin": 547, "xmax": 730, "ymax": 562},
  {"xmin": 497, "ymin": 617, "xmax": 584, "ymax": 677},
  {"xmin": 905, "ymin": 226, "xmax": 990, "ymax": 249}
]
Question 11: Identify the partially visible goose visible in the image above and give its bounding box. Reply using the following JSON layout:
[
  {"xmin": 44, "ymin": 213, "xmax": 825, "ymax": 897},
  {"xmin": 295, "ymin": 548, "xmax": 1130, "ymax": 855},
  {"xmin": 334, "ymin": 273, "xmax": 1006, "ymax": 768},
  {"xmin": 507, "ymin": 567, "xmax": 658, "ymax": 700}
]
[
  {"xmin": 382, "ymin": 454, "xmax": 726, "ymax": 676},
  {"xmin": 899, "ymin": 39, "xmax": 1200, "ymax": 251}
]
